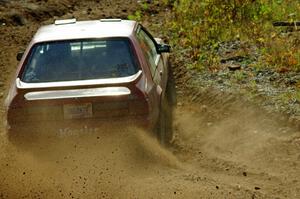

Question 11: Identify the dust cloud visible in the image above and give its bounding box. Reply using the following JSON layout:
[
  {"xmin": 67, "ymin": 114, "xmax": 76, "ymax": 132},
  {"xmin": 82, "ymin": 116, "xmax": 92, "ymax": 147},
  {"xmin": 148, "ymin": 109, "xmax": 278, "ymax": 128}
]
[
  {"xmin": 0, "ymin": 125, "xmax": 183, "ymax": 198},
  {"xmin": 0, "ymin": 102, "xmax": 300, "ymax": 198}
]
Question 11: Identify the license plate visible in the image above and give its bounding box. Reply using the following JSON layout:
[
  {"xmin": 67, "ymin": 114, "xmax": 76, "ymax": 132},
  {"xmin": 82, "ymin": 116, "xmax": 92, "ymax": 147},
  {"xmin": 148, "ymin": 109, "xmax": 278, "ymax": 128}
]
[{"xmin": 63, "ymin": 103, "xmax": 93, "ymax": 119}]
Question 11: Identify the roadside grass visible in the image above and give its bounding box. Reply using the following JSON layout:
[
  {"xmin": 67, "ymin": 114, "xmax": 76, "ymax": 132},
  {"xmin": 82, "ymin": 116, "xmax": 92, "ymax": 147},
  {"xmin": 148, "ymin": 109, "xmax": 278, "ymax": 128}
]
[
  {"xmin": 127, "ymin": 0, "xmax": 300, "ymax": 118},
  {"xmin": 163, "ymin": 0, "xmax": 300, "ymax": 72},
  {"xmin": 279, "ymin": 89, "xmax": 300, "ymax": 104},
  {"xmin": 128, "ymin": 10, "xmax": 142, "ymax": 21},
  {"xmin": 258, "ymin": 32, "xmax": 300, "ymax": 72}
]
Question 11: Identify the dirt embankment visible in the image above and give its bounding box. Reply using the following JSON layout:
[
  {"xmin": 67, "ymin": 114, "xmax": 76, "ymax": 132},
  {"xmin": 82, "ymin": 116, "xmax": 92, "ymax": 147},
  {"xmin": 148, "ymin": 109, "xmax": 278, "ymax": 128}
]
[{"xmin": 0, "ymin": 1, "xmax": 300, "ymax": 199}]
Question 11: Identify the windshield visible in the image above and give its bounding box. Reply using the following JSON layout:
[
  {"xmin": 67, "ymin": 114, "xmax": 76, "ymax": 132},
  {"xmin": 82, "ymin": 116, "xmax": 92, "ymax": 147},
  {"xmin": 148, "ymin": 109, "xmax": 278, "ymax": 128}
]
[{"xmin": 21, "ymin": 39, "xmax": 139, "ymax": 83}]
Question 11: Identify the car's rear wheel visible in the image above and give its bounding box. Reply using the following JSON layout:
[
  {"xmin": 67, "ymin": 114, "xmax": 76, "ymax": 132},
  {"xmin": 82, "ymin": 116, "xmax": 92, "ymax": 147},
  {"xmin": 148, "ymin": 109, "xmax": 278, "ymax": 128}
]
[
  {"xmin": 157, "ymin": 65, "xmax": 176, "ymax": 146},
  {"xmin": 166, "ymin": 62, "xmax": 177, "ymax": 106},
  {"xmin": 157, "ymin": 96, "xmax": 172, "ymax": 146}
]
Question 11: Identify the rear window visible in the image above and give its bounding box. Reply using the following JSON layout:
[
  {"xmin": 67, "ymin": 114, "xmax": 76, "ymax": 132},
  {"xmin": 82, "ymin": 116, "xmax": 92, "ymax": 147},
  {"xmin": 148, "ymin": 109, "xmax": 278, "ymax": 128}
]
[{"xmin": 21, "ymin": 38, "xmax": 138, "ymax": 83}]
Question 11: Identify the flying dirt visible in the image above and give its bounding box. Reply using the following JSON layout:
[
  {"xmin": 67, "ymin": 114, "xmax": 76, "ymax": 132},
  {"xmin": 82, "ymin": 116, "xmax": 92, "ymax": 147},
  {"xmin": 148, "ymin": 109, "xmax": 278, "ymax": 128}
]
[
  {"xmin": 0, "ymin": 0, "xmax": 299, "ymax": 199},
  {"xmin": 1, "ymin": 101, "xmax": 299, "ymax": 198}
]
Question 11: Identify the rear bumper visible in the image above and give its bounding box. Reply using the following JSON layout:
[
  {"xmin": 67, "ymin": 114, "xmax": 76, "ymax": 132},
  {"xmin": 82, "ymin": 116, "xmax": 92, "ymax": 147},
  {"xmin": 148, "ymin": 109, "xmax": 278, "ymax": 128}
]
[{"xmin": 6, "ymin": 116, "xmax": 153, "ymax": 134}]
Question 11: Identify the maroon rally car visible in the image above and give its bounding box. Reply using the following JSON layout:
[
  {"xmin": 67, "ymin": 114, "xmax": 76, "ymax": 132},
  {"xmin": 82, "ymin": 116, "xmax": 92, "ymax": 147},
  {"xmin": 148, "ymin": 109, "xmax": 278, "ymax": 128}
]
[{"xmin": 4, "ymin": 19, "xmax": 176, "ymax": 144}]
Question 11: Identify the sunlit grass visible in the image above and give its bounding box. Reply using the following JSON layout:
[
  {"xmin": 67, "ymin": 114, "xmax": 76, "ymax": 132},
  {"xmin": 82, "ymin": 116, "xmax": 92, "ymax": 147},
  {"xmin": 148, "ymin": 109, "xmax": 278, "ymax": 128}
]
[{"xmin": 165, "ymin": 0, "xmax": 300, "ymax": 71}]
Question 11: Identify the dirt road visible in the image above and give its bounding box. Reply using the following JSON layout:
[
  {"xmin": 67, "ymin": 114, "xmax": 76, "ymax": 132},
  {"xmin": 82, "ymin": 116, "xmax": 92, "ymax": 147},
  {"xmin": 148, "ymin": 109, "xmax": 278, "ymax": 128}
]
[{"xmin": 0, "ymin": 1, "xmax": 299, "ymax": 198}]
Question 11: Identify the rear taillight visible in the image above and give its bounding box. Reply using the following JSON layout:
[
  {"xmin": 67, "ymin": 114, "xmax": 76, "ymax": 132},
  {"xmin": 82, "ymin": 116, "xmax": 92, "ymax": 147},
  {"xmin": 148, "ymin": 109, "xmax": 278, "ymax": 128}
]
[{"xmin": 7, "ymin": 102, "xmax": 63, "ymax": 124}]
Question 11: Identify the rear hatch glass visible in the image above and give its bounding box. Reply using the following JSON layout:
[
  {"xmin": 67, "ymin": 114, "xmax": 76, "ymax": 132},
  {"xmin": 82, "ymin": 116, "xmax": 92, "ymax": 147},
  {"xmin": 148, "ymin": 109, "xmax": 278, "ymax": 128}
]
[{"xmin": 21, "ymin": 38, "xmax": 139, "ymax": 83}]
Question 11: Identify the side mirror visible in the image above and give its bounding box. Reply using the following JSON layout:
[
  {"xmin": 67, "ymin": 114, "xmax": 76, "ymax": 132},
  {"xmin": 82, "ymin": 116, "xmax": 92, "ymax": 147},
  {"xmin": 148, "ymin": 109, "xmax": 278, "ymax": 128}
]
[
  {"xmin": 16, "ymin": 51, "xmax": 24, "ymax": 61},
  {"xmin": 157, "ymin": 44, "xmax": 171, "ymax": 54}
]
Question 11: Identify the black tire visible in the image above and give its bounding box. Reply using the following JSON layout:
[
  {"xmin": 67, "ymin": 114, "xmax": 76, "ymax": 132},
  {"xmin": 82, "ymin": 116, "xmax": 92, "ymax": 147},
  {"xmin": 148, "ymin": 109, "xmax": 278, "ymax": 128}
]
[
  {"xmin": 166, "ymin": 62, "xmax": 177, "ymax": 106},
  {"xmin": 157, "ymin": 96, "xmax": 173, "ymax": 146},
  {"xmin": 157, "ymin": 63, "xmax": 176, "ymax": 146}
]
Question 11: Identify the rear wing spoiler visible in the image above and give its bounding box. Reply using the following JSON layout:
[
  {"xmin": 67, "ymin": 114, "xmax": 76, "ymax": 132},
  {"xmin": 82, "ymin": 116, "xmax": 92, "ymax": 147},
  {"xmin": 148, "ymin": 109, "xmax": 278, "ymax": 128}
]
[
  {"xmin": 16, "ymin": 70, "xmax": 142, "ymax": 91},
  {"xmin": 24, "ymin": 87, "xmax": 131, "ymax": 101}
]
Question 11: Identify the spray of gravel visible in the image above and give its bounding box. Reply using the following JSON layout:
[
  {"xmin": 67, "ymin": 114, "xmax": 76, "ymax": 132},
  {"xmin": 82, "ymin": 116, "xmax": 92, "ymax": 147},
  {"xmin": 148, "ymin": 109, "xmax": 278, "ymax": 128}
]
[
  {"xmin": 173, "ymin": 102, "xmax": 300, "ymax": 177},
  {"xmin": 0, "ymin": 123, "xmax": 183, "ymax": 198},
  {"xmin": 1, "ymin": 103, "xmax": 299, "ymax": 198}
]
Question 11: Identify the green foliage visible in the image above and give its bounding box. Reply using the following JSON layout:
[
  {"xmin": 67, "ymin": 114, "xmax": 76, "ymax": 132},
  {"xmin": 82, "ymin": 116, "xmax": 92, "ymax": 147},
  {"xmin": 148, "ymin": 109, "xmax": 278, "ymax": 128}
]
[
  {"xmin": 161, "ymin": 0, "xmax": 176, "ymax": 6},
  {"xmin": 167, "ymin": 0, "xmax": 300, "ymax": 71},
  {"xmin": 141, "ymin": 3, "xmax": 149, "ymax": 11},
  {"xmin": 233, "ymin": 70, "xmax": 245, "ymax": 82},
  {"xmin": 278, "ymin": 88, "xmax": 300, "ymax": 105},
  {"xmin": 257, "ymin": 31, "xmax": 300, "ymax": 72},
  {"xmin": 128, "ymin": 10, "xmax": 142, "ymax": 21}
]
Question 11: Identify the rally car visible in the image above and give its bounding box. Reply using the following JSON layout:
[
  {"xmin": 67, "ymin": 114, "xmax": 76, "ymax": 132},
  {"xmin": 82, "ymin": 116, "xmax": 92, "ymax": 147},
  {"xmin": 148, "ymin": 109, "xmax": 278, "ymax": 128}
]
[{"xmin": 5, "ymin": 18, "xmax": 176, "ymax": 144}]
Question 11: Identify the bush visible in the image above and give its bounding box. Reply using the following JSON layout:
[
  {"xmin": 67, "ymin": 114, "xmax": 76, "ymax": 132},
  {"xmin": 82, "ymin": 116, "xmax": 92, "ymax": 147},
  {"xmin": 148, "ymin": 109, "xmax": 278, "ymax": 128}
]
[{"xmin": 167, "ymin": 0, "xmax": 300, "ymax": 71}]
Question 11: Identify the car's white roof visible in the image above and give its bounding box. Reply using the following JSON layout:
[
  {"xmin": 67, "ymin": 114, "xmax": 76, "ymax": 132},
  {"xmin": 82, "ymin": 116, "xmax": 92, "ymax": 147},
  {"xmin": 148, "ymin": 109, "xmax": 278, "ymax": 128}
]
[{"xmin": 32, "ymin": 19, "xmax": 137, "ymax": 43}]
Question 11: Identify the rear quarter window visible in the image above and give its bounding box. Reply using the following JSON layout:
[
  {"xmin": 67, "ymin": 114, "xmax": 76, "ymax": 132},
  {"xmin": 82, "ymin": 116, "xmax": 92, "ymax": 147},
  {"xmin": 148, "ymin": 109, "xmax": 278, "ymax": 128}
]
[{"xmin": 136, "ymin": 27, "xmax": 158, "ymax": 77}]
